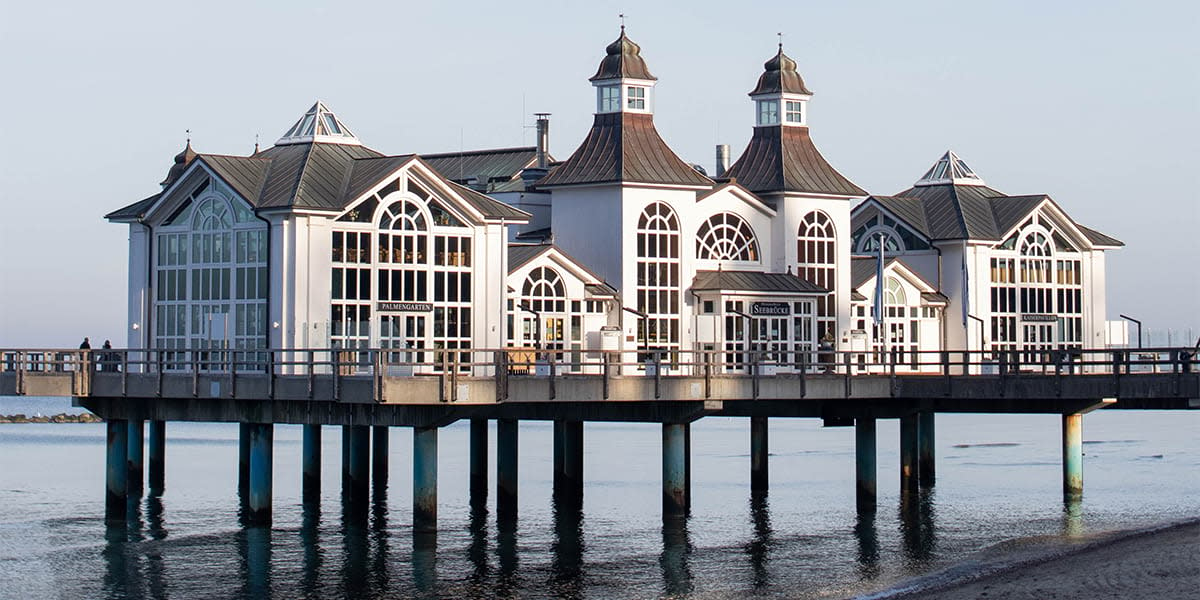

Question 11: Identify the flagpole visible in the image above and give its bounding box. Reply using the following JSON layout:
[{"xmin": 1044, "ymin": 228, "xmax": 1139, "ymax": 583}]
[{"xmin": 873, "ymin": 232, "xmax": 888, "ymax": 369}]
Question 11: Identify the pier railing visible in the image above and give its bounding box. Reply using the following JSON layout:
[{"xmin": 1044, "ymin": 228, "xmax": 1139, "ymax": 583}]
[{"xmin": 2, "ymin": 346, "xmax": 1195, "ymax": 400}]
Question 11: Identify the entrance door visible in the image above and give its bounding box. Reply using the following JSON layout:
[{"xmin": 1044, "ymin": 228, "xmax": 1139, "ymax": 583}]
[
  {"xmin": 1022, "ymin": 323, "xmax": 1055, "ymax": 366},
  {"xmin": 380, "ymin": 314, "xmax": 426, "ymax": 373},
  {"xmin": 753, "ymin": 317, "xmax": 789, "ymax": 364}
]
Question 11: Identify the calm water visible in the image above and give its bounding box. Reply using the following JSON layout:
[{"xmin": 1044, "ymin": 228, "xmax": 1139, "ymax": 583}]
[{"xmin": 0, "ymin": 397, "xmax": 1197, "ymax": 599}]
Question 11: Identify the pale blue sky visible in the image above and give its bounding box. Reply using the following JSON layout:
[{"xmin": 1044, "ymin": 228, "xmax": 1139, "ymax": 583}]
[{"xmin": 1, "ymin": 0, "xmax": 1196, "ymax": 346}]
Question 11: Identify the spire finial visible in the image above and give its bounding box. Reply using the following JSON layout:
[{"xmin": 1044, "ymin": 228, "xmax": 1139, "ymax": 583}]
[
  {"xmin": 254, "ymin": 133, "xmax": 260, "ymax": 154},
  {"xmin": 778, "ymin": 32, "xmax": 783, "ymax": 51},
  {"xmin": 619, "ymin": 13, "xmax": 625, "ymax": 33},
  {"xmin": 185, "ymin": 128, "xmax": 191, "ymax": 146}
]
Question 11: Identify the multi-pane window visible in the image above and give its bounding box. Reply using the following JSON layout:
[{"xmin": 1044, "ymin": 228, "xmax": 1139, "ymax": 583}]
[
  {"xmin": 696, "ymin": 212, "xmax": 760, "ymax": 261},
  {"xmin": 785, "ymin": 100, "xmax": 804, "ymax": 124},
  {"xmin": 598, "ymin": 85, "xmax": 620, "ymax": 113},
  {"xmin": 636, "ymin": 203, "xmax": 680, "ymax": 362},
  {"xmin": 757, "ymin": 99, "xmax": 780, "ymax": 126},
  {"xmin": 796, "ymin": 211, "xmax": 837, "ymax": 343},
  {"xmin": 626, "ymin": 86, "xmax": 646, "ymax": 110}
]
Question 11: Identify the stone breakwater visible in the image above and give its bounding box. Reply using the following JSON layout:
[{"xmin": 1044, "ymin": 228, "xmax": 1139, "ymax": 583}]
[{"xmin": 0, "ymin": 412, "xmax": 103, "ymax": 424}]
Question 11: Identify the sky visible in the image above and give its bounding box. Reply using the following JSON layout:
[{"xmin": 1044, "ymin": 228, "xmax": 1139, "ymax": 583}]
[{"xmin": 1, "ymin": 0, "xmax": 1197, "ymax": 347}]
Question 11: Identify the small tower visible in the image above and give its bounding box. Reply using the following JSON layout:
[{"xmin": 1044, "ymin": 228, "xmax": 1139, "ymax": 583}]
[
  {"xmin": 275, "ymin": 101, "xmax": 362, "ymax": 146},
  {"xmin": 159, "ymin": 139, "xmax": 197, "ymax": 189},
  {"xmin": 914, "ymin": 150, "xmax": 986, "ymax": 187},
  {"xmin": 749, "ymin": 44, "xmax": 813, "ymax": 127},
  {"xmin": 589, "ymin": 27, "xmax": 657, "ymax": 116}
]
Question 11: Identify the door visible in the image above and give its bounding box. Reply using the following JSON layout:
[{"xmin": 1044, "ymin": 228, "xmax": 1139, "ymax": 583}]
[{"xmin": 1022, "ymin": 323, "xmax": 1055, "ymax": 366}]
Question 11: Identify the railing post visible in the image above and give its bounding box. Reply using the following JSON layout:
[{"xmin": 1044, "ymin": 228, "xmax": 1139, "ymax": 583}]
[
  {"xmin": 307, "ymin": 350, "xmax": 315, "ymax": 400},
  {"xmin": 751, "ymin": 351, "xmax": 759, "ymax": 400},
  {"xmin": 798, "ymin": 349, "xmax": 807, "ymax": 398},
  {"xmin": 602, "ymin": 352, "xmax": 611, "ymax": 400},
  {"xmin": 333, "ymin": 350, "xmax": 341, "ymax": 402},
  {"xmin": 1112, "ymin": 350, "xmax": 1122, "ymax": 397},
  {"xmin": 192, "ymin": 350, "xmax": 199, "ymax": 397},
  {"xmin": 452, "ymin": 353, "xmax": 460, "ymax": 402},
  {"xmin": 229, "ymin": 349, "xmax": 237, "ymax": 399},
  {"xmin": 15, "ymin": 351, "xmax": 24, "ymax": 396},
  {"xmin": 495, "ymin": 350, "xmax": 509, "ymax": 402},
  {"xmin": 548, "ymin": 351, "xmax": 557, "ymax": 400},
  {"xmin": 941, "ymin": 350, "xmax": 950, "ymax": 396},
  {"xmin": 1054, "ymin": 350, "xmax": 1063, "ymax": 397},
  {"xmin": 266, "ymin": 350, "xmax": 275, "ymax": 400},
  {"xmin": 653, "ymin": 353, "xmax": 661, "ymax": 400},
  {"xmin": 156, "ymin": 351, "xmax": 164, "ymax": 397},
  {"xmin": 121, "ymin": 350, "xmax": 128, "ymax": 395},
  {"xmin": 844, "ymin": 352, "xmax": 852, "ymax": 398},
  {"xmin": 703, "ymin": 351, "xmax": 712, "ymax": 399}
]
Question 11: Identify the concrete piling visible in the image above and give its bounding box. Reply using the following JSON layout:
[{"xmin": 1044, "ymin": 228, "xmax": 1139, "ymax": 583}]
[
  {"xmin": 105, "ymin": 419, "xmax": 128, "ymax": 520},
  {"xmin": 497, "ymin": 419, "xmax": 519, "ymax": 519},
  {"xmin": 554, "ymin": 420, "xmax": 584, "ymax": 504},
  {"xmin": 127, "ymin": 419, "xmax": 144, "ymax": 497},
  {"xmin": 918, "ymin": 412, "xmax": 936, "ymax": 488},
  {"xmin": 855, "ymin": 417, "xmax": 877, "ymax": 512},
  {"xmin": 247, "ymin": 423, "xmax": 274, "ymax": 524},
  {"xmin": 238, "ymin": 423, "xmax": 251, "ymax": 498},
  {"xmin": 900, "ymin": 414, "xmax": 920, "ymax": 493},
  {"xmin": 413, "ymin": 426, "xmax": 438, "ymax": 532},
  {"xmin": 346, "ymin": 425, "xmax": 370, "ymax": 509},
  {"xmin": 1063, "ymin": 413, "xmax": 1083, "ymax": 497},
  {"xmin": 469, "ymin": 419, "xmax": 488, "ymax": 505},
  {"xmin": 662, "ymin": 423, "xmax": 688, "ymax": 517},
  {"xmin": 372, "ymin": 425, "xmax": 389, "ymax": 490},
  {"xmin": 148, "ymin": 420, "xmax": 165, "ymax": 497},
  {"xmin": 750, "ymin": 416, "xmax": 769, "ymax": 493},
  {"xmin": 302, "ymin": 424, "xmax": 321, "ymax": 503}
]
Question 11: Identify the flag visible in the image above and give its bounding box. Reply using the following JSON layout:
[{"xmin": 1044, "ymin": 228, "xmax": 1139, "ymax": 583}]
[
  {"xmin": 873, "ymin": 234, "xmax": 885, "ymax": 327},
  {"xmin": 961, "ymin": 252, "xmax": 969, "ymax": 327}
]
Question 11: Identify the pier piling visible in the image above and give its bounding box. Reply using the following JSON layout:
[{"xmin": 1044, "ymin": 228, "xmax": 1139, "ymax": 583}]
[
  {"xmin": 1062, "ymin": 413, "xmax": 1083, "ymax": 497},
  {"xmin": 105, "ymin": 419, "xmax": 128, "ymax": 520},
  {"xmin": 918, "ymin": 412, "xmax": 936, "ymax": 488},
  {"xmin": 662, "ymin": 423, "xmax": 689, "ymax": 517},
  {"xmin": 238, "ymin": 423, "xmax": 251, "ymax": 498},
  {"xmin": 497, "ymin": 419, "xmax": 519, "ymax": 519},
  {"xmin": 302, "ymin": 424, "xmax": 321, "ymax": 503},
  {"xmin": 148, "ymin": 420, "xmax": 165, "ymax": 497},
  {"xmin": 469, "ymin": 419, "xmax": 488, "ymax": 505},
  {"xmin": 900, "ymin": 414, "xmax": 920, "ymax": 493},
  {"xmin": 127, "ymin": 419, "xmax": 144, "ymax": 497},
  {"xmin": 346, "ymin": 425, "xmax": 370, "ymax": 510},
  {"xmin": 554, "ymin": 420, "xmax": 584, "ymax": 504},
  {"xmin": 372, "ymin": 425, "xmax": 389, "ymax": 491},
  {"xmin": 750, "ymin": 416, "xmax": 769, "ymax": 493},
  {"xmin": 855, "ymin": 417, "xmax": 877, "ymax": 512},
  {"xmin": 413, "ymin": 425, "xmax": 438, "ymax": 532},
  {"xmin": 247, "ymin": 423, "xmax": 274, "ymax": 524}
]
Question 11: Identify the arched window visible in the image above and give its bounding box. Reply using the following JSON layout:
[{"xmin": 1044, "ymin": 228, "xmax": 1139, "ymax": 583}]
[
  {"xmin": 522, "ymin": 267, "xmax": 566, "ymax": 313},
  {"xmin": 884, "ymin": 277, "xmax": 906, "ymax": 306},
  {"xmin": 796, "ymin": 211, "xmax": 837, "ymax": 341},
  {"xmin": 696, "ymin": 212, "xmax": 759, "ymax": 261},
  {"xmin": 1019, "ymin": 230, "xmax": 1052, "ymax": 284},
  {"xmin": 636, "ymin": 203, "xmax": 680, "ymax": 358},
  {"xmin": 192, "ymin": 197, "xmax": 232, "ymax": 231},
  {"xmin": 857, "ymin": 228, "xmax": 904, "ymax": 254},
  {"xmin": 377, "ymin": 198, "xmax": 429, "ymax": 265}
]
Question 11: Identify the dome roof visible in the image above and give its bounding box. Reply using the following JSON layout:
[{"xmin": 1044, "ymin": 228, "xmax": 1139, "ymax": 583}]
[
  {"xmin": 589, "ymin": 29, "xmax": 657, "ymax": 82},
  {"xmin": 749, "ymin": 47, "xmax": 812, "ymax": 96},
  {"xmin": 160, "ymin": 140, "xmax": 197, "ymax": 187}
]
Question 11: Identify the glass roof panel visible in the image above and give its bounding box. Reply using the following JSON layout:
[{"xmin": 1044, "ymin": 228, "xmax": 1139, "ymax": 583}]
[
  {"xmin": 915, "ymin": 150, "xmax": 986, "ymax": 187},
  {"xmin": 275, "ymin": 101, "xmax": 361, "ymax": 146}
]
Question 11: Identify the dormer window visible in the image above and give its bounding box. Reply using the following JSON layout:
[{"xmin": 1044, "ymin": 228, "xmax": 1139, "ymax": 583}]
[
  {"xmin": 785, "ymin": 100, "xmax": 805, "ymax": 124},
  {"xmin": 626, "ymin": 86, "xmax": 646, "ymax": 110},
  {"xmin": 598, "ymin": 85, "xmax": 620, "ymax": 113},
  {"xmin": 756, "ymin": 99, "xmax": 780, "ymax": 126}
]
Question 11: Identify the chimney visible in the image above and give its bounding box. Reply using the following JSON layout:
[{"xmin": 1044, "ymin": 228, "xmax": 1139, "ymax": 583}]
[
  {"xmin": 535, "ymin": 113, "xmax": 551, "ymax": 169},
  {"xmin": 715, "ymin": 144, "xmax": 730, "ymax": 177}
]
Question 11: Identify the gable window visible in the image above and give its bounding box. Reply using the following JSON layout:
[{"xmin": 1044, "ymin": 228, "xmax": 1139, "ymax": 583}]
[
  {"xmin": 696, "ymin": 212, "xmax": 760, "ymax": 261},
  {"xmin": 757, "ymin": 100, "xmax": 780, "ymax": 126},
  {"xmin": 785, "ymin": 101, "xmax": 804, "ymax": 124},
  {"xmin": 626, "ymin": 86, "xmax": 646, "ymax": 110},
  {"xmin": 598, "ymin": 85, "xmax": 620, "ymax": 113}
]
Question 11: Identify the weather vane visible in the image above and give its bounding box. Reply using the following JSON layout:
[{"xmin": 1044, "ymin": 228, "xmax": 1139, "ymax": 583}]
[
  {"xmin": 185, "ymin": 128, "xmax": 191, "ymax": 144},
  {"xmin": 778, "ymin": 32, "xmax": 783, "ymax": 50},
  {"xmin": 619, "ymin": 13, "xmax": 626, "ymax": 32}
]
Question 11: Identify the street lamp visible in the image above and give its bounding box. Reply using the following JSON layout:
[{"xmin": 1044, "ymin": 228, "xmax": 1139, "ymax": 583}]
[{"xmin": 1119, "ymin": 314, "xmax": 1142, "ymax": 349}]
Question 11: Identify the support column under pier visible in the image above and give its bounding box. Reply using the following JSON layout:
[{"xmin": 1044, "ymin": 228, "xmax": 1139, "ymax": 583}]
[
  {"xmin": 413, "ymin": 426, "xmax": 438, "ymax": 532},
  {"xmin": 469, "ymin": 419, "xmax": 488, "ymax": 506},
  {"xmin": 900, "ymin": 414, "xmax": 919, "ymax": 494},
  {"xmin": 662, "ymin": 423, "xmax": 689, "ymax": 517},
  {"xmin": 497, "ymin": 419, "xmax": 519, "ymax": 520},
  {"xmin": 238, "ymin": 423, "xmax": 251, "ymax": 498},
  {"xmin": 1063, "ymin": 413, "xmax": 1083, "ymax": 497},
  {"xmin": 346, "ymin": 425, "xmax": 370, "ymax": 510},
  {"xmin": 127, "ymin": 419, "xmax": 144, "ymax": 497},
  {"xmin": 148, "ymin": 420, "xmax": 165, "ymax": 497},
  {"xmin": 247, "ymin": 423, "xmax": 274, "ymax": 524},
  {"xmin": 302, "ymin": 424, "xmax": 321, "ymax": 503},
  {"xmin": 105, "ymin": 419, "xmax": 128, "ymax": 521},
  {"xmin": 554, "ymin": 421, "xmax": 584, "ymax": 504},
  {"xmin": 372, "ymin": 425, "xmax": 389, "ymax": 491},
  {"xmin": 855, "ymin": 417, "xmax": 877, "ymax": 512},
  {"xmin": 918, "ymin": 412, "xmax": 936, "ymax": 488},
  {"xmin": 750, "ymin": 417, "xmax": 768, "ymax": 493}
]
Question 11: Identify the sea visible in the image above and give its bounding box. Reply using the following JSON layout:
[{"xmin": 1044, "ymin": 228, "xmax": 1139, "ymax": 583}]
[{"xmin": 0, "ymin": 396, "xmax": 1196, "ymax": 599}]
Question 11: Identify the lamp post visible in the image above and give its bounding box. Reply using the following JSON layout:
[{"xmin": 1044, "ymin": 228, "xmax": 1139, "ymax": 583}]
[{"xmin": 1119, "ymin": 314, "xmax": 1142, "ymax": 349}]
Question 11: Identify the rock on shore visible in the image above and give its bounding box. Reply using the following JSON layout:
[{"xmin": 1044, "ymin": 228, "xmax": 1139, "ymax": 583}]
[{"xmin": 0, "ymin": 412, "xmax": 103, "ymax": 424}]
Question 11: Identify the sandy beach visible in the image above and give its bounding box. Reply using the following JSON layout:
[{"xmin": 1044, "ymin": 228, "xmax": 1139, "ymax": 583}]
[{"xmin": 860, "ymin": 519, "xmax": 1199, "ymax": 599}]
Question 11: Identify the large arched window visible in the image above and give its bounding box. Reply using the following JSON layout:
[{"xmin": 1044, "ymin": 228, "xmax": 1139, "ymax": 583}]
[
  {"xmin": 796, "ymin": 211, "xmax": 837, "ymax": 341},
  {"xmin": 636, "ymin": 203, "xmax": 680, "ymax": 358},
  {"xmin": 522, "ymin": 266, "xmax": 566, "ymax": 313},
  {"xmin": 519, "ymin": 266, "xmax": 567, "ymax": 350},
  {"xmin": 696, "ymin": 212, "xmax": 759, "ymax": 261},
  {"xmin": 884, "ymin": 277, "xmax": 906, "ymax": 306}
]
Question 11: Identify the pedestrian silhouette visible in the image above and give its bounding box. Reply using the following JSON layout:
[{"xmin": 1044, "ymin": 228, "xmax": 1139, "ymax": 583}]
[{"xmin": 80, "ymin": 337, "xmax": 91, "ymax": 350}]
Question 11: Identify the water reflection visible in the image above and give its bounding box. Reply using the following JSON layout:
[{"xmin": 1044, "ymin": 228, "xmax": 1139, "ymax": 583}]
[
  {"xmin": 412, "ymin": 531, "xmax": 438, "ymax": 597},
  {"xmin": 660, "ymin": 516, "xmax": 693, "ymax": 596},
  {"xmin": 495, "ymin": 516, "xmax": 519, "ymax": 597},
  {"xmin": 341, "ymin": 510, "xmax": 371, "ymax": 599},
  {"xmin": 239, "ymin": 525, "xmax": 272, "ymax": 599},
  {"xmin": 1062, "ymin": 496, "xmax": 1084, "ymax": 538},
  {"xmin": 854, "ymin": 510, "xmax": 880, "ymax": 577},
  {"xmin": 300, "ymin": 505, "xmax": 323, "ymax": 597},
  {"xmin": 898, "ymin": 488, "xmax": 937, "ymax": 563},
  {"xmin": 371, "ymin": 489, "xmax": 390, "ymax": 591},
  {"xmin": 102, "ymin": 523, "xmax": 130, "ymax": 599},
  {"xmin": 745, "ymin": 492, "xmax": 772, "ymax": 588},
  {"xmin": 467, "ymin": 503, "xmax": 490, "ymax": 582},
  {"xmin": 551, "ymin": 502, "xmax": 585, "ymax": 597}
]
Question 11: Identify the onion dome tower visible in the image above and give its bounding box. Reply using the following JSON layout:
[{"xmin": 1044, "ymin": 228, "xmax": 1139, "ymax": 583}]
[
  {"xmin": 159, "ymin": 139, "xmax": 197, "ymax": 189},
  {"xmin": 723, "ymin": 45, "xmax": 864, "ymax": 197}
]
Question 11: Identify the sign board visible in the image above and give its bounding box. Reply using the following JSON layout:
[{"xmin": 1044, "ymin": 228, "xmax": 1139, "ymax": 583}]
[
  {"xmin": 1021, "ymin": 314, "xmax": 1057, "ymax": 322},
  {"xmin": 751, "ymin": 302, "xmax": 790, "ymax": 316},
  {"xmin": 378, "ymin": 302, "xmax": 433, "ymax": 313}
]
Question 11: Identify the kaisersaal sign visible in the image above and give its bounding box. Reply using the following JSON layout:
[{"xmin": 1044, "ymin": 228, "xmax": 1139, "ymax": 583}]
[
  {"xmin": 378, "ymin": 302, "xmax": 434, "ymax": 313},
  {"xmin": 750, "ymin": 302, "xmax": 790, "ymax": 316},
  {"xmin": 1021, "ymin": 314, "xmax": 1057, "ymax": 322}
]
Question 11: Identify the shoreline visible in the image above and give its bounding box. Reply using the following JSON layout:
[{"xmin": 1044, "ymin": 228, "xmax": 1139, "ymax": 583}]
[
  {"xmin": 0, "ymin": 412, "xmax": 101, "ymax": 424},
  {"xmin": 855, "ymin": 517, "xmax": 1200, "ymax": 599}
]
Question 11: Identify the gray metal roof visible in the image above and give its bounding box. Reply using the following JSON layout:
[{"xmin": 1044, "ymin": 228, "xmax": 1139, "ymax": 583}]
[
  {"xmin": 1076, "ymin": 224, "xmax": 1124, "ymax": 247},
  {"xmin": 590, "ymin": 30, "xmax": 657, "ymax": 81},
  {"xmin": 446, "ymin": 181, "xmax": 531, "ymax": 221},
  {"xmin": 749, "ymin": 48, "xmax": 813, "ymax": 96},
  {"xmin": 585, "ymin": 282, "xmax": 619, "ymax": 297},
  {"xmin": 723, "ymin": 125, "xmax": 865, "ymax": 197},
  {"xmin": 692, "ymin": 270, "xmax": 826, "ymax": 294},
  {"xmin": 421, "ymin": 147, "xmax": 546, "ymax": 189},
  {"xmin": 921, "ymin": 291, "xmax": 950, "ymax": 304},
  {"xmin": 537, "ymin": 112, "xmax": 713, "ymax": 188},
  {"xmin": 105, "ymin": 192, "xmax": 160, "ymax": 221},
  {"xmin": 508, "ymin": 244, "xmax": 550, "ymax": 272}
]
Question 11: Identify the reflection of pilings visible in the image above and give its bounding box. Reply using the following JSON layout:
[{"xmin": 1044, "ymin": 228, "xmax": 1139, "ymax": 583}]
[
  {"xmin": 662, "ymin": 423, "xmax": 688, "ymax": 517},
  {"xmin": 1062, "ymin": 495, "xmax": 1083, "ymax": 538},
  {"xmin": 469, "ymin": 419, "xmax": 488, "ymax": 505},
  {"xmin": 300, "ymin": 505, "xmax": 322, "ymax": 597},
  {"xmin": 684, "ymin": 423, "xmax": 692, "ymax": 510},
  {"xmin": 899, "ymin": 414, "xmax": 920, "ymax": 493},
  {"xmin": 918, "ymin": 412, "xmax": 936, "ymax": 487},
  {"xmin": 1063, "ymin": 413, "xmax": 1083, "ymax": 498},
  {"xmin": 347, "ymin": 425, "xmax": 370, "ymax": 513},
  {"xmin": 854, "ymin": 511, "xmax": 879, "ymax": 575},
  {"xmin": 243, "ymin": 526, "xmax": 272, "ymax": 598},
  {"xmin": 746, "ymin": 493, "xmax": 772, "ymax": 588},
  {"xmin": 127, "ymin": 419, "xmax": 144, "ymax": 497},
  {"xmin": 147, "ymin": 420, "xmax": 165, "ymax": 497},
  {"xmin": 412, "ymin": 531, "xmax": 438, "ymax": 596},
  {"xmin": 413, "ymin": 425, "xmax": 438, "ymax": 533},
  {"xmin": 102, "ymin": 523, "xmax": 129, "ymax": 596},
  {"xmin": 372, "ymin": 425, "xmax": 389, "ymax": 491},
  {"xmin": 899, "ymin": 489, "xmax": 936, "ymax": 561},
  {"xmin": 552, "ymin": 502, "xmax": 584, "ymax": 592},
  {"xmin": 497, "ymin": 419, "xmax": 519, "ymax": 520},
  {"xmin": 341, "ymin": 516, "xmax": 369, "ymax": 599},
  {"xmin": 105, "ymin": 419, "xmax": 128, "ymax": 521},
  {"xmin": 750, "ymin": 416, "xmax": 768, "ymax": 492},
  {"xmin": 238, "ymin": 423, "xmax": 251, "ymax": 498},
  {"xmin": 497, "ymin": 517, "xmax": 519, "ymax": 592},
  {"xmin": 467, "ymin": 502, "xmax": 489, "ymax": 581},
  {"xmin": 660, "ymin": 517, "xmax": 693, "ymax": 596},
  {"xmin": 856, "ymin": 418, "xmax": 877, "ymax": 512},
  {"xmin": 247, "ymin": 423, "xmax": 274, "ymax": 524},
  {"xmin": 554, "ymin": 420, "xmax": 584, "ymax": 505},
  {"xmin": 302, "ymin": 424, "xmax": 321, "ymax": 504}
]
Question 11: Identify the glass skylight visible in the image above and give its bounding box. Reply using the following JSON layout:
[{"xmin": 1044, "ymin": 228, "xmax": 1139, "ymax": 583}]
[
  {"xmin": 276, "ymin": 101, "xmax": 361, "ymax": 146},
  {"xmin": 914, "ymin": 150, "xmax": 985, "ymax": 186}
]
